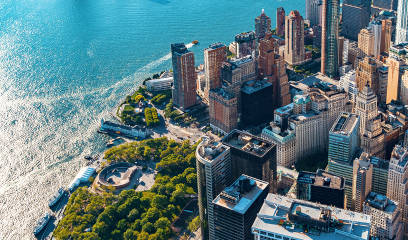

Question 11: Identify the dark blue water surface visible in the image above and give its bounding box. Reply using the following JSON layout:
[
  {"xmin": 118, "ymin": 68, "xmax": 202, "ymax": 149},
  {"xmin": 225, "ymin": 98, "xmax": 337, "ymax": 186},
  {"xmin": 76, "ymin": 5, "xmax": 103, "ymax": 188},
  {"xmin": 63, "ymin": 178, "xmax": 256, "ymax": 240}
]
[{"xmin": 0, "ymin": 0, "xmax": 304, "ymax": 238}]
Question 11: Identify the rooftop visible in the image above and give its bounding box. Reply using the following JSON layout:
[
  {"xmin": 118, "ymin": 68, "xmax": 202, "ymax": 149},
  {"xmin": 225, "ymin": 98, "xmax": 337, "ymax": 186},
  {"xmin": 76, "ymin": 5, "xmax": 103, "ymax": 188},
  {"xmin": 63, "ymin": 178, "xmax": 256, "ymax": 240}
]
[
  {"xmin": 210, "ymin": 87, "xmax": 235, "ymax": 100},
  {"xmin": 213, "ymin": 175, "xmax": 269, "ymax": 214},
  {"xmin": 241, "ymin": 79, "xmax": 272, "ymax": 94},
  {"xmin": 206, "ymin": 42, "xmax": 225, "ymax": 50},
  {"xmin": 235, "ymin": 31, "xmax": 256, "ymax": 42},
  {"xmin": 197, "ymin": 137, "xmax": 229, "ymax": 161},
  {"xmin": 222, "ymin": 130, "xmax": 275, "ymax": 158},
  {"xmin": 358, "ymin": 152, "xmax": 389, "ymax": 170},
  {"xmin": 230, "ymin": 55, "xmax": 254, "ymax": 66},
  {"xmin": 298, "ymin": 170, "xmax": 344, "ymax": 190},
  {"xmin": 364, "ymin": 192, "xmax": 398, "ymax": 214},
  {"xmin": 252, "ymin": 194, "xmax": 371, "ymax": 240},
  {"xmin": 330, "ymin": 112, "xmax": 359, "ymax": 136},
  {"xmin": 391, "ymin": 145, "xmax": 408, "ymax": 167},
  {"xmin": 275, "ymin": 103, "xmax": 294, "ymax": 116}
]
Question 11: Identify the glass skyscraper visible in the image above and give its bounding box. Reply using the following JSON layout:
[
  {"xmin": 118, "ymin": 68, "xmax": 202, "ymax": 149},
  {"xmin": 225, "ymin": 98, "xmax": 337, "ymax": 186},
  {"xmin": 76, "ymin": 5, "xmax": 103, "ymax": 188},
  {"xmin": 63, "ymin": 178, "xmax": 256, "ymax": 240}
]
[
  {"xmin": 321, "ymin": 0, "xmax": 340, "ymax": 78},
  {"xmin": 396, "ymin": 0, "xmax": 408, "ymax": 44}
]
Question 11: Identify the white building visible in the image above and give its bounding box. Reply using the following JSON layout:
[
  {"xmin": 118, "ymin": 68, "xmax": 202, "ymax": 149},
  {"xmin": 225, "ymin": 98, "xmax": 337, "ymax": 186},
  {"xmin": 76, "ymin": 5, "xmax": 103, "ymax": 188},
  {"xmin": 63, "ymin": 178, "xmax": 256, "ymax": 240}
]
[
  {"xmin": 369, "ymin": 21, "xmax": 382, "ymax": 57},
  {"xmin": 339, "ymin": 70, "xmax": 358, "ymax": 102},
  {"xmin": 145, "ymin": 77, "xmax": 173, "ymax": 91},
  {"xmin": 395, "ymin": 0, "xmax": 408, "ymax": 44},
  {"xmin": 252, "ymin": 194, "xmax": 371, "ymax": 240}
]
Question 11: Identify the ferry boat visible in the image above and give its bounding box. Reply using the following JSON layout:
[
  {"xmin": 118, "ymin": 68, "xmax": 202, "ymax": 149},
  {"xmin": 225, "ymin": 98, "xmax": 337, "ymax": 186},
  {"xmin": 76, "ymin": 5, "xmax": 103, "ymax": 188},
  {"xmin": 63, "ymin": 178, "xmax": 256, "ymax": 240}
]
[
  {"xmin": 192, "ymin": 40, "xmax": 199, "ymax": 45},
  {"xmin": 33, "ymin": 213, "xmax": 53, "ymax": 236},
  {"xmin": 48, "ymin": 188, "xmax": 66, "ymax": 208}
]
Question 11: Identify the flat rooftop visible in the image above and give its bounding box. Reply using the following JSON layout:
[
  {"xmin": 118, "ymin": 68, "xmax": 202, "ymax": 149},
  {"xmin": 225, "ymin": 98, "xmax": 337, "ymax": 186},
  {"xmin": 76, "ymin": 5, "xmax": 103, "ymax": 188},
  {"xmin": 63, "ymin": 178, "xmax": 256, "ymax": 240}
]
[
  {"xmin": 222, "ymin": 130, "xmax": 275, "ymax": 158},
  {"xmin": 298, "ymin": 170, "xmax": 344, "ymax": 190},
  {"xmin": 252, "ymin": 194, "xmax": 371, "ymax": 240},
  {"xmin": 365, "ymin": 192, "xmax": 397, "ymax": 214},
  {"xmin": 210, "ymin": 87, "xmax": 235, "ymax": 100},
  {"xmin": 197, "ymin": 137, "xmax": 229, "ymax": 161},
  {"xmin": 391, "ymin": 145, "xmax": 408, "ymax": 167},
  {"xmin": 213, "ymin": 175, "xmax": 269, "ymax": 214},
  {"xmin": 241, "ymin": 80, "xmax": 272, "ymax": 94},
  {"xmin": 330, "ymin": 112, "xmax": 359, "ymax": 136}
]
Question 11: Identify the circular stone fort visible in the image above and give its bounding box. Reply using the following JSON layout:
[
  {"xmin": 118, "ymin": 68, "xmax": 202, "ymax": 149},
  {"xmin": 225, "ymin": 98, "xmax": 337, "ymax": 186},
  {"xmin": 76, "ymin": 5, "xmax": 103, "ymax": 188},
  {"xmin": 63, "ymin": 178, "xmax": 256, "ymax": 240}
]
[{"xmin": 96, "ymin": 162, "xmax": 140, "ymax": 190}]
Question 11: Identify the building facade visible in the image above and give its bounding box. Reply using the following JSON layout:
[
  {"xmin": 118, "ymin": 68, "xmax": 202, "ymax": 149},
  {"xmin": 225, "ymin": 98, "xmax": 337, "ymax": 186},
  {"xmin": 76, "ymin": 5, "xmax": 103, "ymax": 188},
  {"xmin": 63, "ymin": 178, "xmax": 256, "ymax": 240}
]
[
  {"xmin": 284, "ymin": 10, "xmax": 305, "ymax": 66},
  {"xmin": 358, "ymin": 28, "xmax": 375, "ymax": 57},
  {"xmin": 276, "ymin": 7, "xmax": 285, "ymax": 37},
  {"xmin": 395, "ymin": 0, "xmax": 408, "ymax": 44},
  {"xmin": 342, "ymin": 0, "xmax": 371, "ymax": 41},
  {"xmin": 209, "ymin": 88, "xmax": 238, "ymax": 134},
  {"xmin": 204, "ymin": 43, "xmax": 227, "ymax": 102},
  {"xmin": 321, "ymin": 0, "xmax": 340, "ymax": 78},
  {"xmin": 306, "ymin": 0, "xmax": 322, "ymax": 27},
  {"xmin": 255, "ymin": 9, "xmax": 271, "ymax": 39}
]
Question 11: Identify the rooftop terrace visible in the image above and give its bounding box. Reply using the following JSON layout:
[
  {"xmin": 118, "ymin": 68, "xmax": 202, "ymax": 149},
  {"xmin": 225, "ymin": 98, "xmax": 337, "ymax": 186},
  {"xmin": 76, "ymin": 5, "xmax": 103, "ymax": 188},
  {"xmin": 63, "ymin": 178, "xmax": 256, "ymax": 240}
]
[
  {"xmin": 197, "ymin": 137, "xmax": 229, "ymax": 161},
  {"xmin": 213, "ymin": 175, "xmax": 269, "ymax": 214},
  {"xmin": 330, "ymin": 112, "xmax": 359, "ymax": 136}
]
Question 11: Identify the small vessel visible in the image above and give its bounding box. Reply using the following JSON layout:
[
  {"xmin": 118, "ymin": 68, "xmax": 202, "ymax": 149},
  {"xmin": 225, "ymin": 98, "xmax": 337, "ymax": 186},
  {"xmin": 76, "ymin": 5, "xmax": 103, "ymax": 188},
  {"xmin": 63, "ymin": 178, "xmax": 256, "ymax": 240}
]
[
  {"xmin": 48, "ymin": 188, "xmax": 66, "ymax": 208},
  {"xmin": 33, "ymin": 213, "xmax": 52, "ymax": 236},
  {"xmin": 84, "ymin": 155, "xmax": 93, "ymax": 161},
  {"xmin": 192, "ymin": 40, "xmax": 199, "ymax": 45}
]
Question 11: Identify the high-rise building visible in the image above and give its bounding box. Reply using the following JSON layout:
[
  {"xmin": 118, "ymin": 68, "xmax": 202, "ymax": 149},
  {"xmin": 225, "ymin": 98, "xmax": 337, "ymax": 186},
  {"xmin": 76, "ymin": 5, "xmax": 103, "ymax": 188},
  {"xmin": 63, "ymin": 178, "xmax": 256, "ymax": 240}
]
[
  {"xmin": 339, "ymin": 70, "xmax": 358, "ymax": 102},
  {"xmin": 363, "ymin": 192, "xmax": 403, "ymax": 240},
  {"xmin": 352, "ymin": 158, "xmax": 373, "ymax": 212},
  {"xmin": 395, "ymin": 0, "xmax": 408, "ymax": 44},
  {"xmin": 357, "ymin": 152, "xmax": 389, "ymax": 196},
  {"xmin": 209, "ymin": 88, "xmax": 238, "ymax": 134},
  {"xmin": 276, "ymin": 7, "xmax": 285, "ymax": 37},
  {"xmin": 328, "ymin": 112, "xmax": 360, "ymax": 163},
  {"xmin": 399, "ymin": 70, "xmax": 408, "ymax": 105},
  {"xmin": 381, "ymin": 19, "xmax": 393, "ymax": 54},
  {"xmin": 284, "ymin": 10, "xmax": 306, "ymax": 66},
  {"xmin": 204, "ymin": 43, "xmax": 227, "ymax": 102},
  {"xmin": 240, "ymin": 80, "xmax": 274, "ymax": 126},
  {"xmin": 222, "ymin": 130, "xmax": 277, "ymax": 193},
  {"xmin": 252, "ymin": 194, "xmax": 371, "ymax": 240},
  {"xmin": 196, "ymin": 138, "xmax": 232, "ymax": 240},
  {"xmin": 261, "ymin": 105, "xmax": 296, "ymax": 168},
  {"xmin": 341, "ymin": 0, "xmax": 371, "ymax": 41},
  {"xmin": 212, "ymin": 175, "xmax": 269, "ymax": 240},
  {"xmin": 355, "ymin": 57, "xmax": 380, "ymax": 95},
  {"xmin": 321, "ymin": 0, "xmax": 340, "ymax": 78},
  {"xmin": 378, "ymin": 66, "xmax": 389, "ymax": 103},
  {"xmin": 373, "ymin": 0, "xmax": 399, "ymax": 11},
  {"xmin": 255, "ymin": 9, "xmax": 271, "ymax": 39},
  {"xmin": 171, "ymin": 43, "xmax": 197, "ymax": 110},
  {"xmin": 234, "ymin": 31, "xmax": 256, "ymax": 58},
  {"xmin": 358, "ymin": 28, "xmax": 375, "ymax": 57},
  {"xmin": 297, "ymin": 170, "xmax": 345, "ymax": 208},
  {"xmin": 354, "ymin": 86, "xmax": 378, "ymax": 135},
  {"xmin": 387, "ymin": 144, "xmax": 408, "ymax": 239},
  {"xmin": 369, "ymin": 20, "xmax": 382, "ymax": 58},
  {"xmin": 305, "ymin": 0, "xmax": 322, "ymax": 27},
  {"xmin": 361, "ymin": 116, "xmax": 385, "ymax": 158},
  {"xmin": 386, "ymin": 57, "xmax": 406, "ymax": 103}
]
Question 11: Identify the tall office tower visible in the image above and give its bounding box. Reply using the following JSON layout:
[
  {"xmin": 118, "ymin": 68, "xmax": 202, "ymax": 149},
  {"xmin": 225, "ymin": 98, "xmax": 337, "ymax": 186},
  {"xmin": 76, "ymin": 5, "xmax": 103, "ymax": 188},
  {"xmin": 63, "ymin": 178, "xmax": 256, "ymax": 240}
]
[
  {"xmin": 395, "ymin": 0, "xmax": 408, "ymax": 44},
  {"xmin": 284, "ymin": 10, "xmax": 305, "ymax": 66},
  {"xmin": 258, "ymin": 33, "xmax": 290, "ymax": 108},
  {"xmin": 338, "ymin": 36, "xmax": 345, "ymax": 67},
  {"xmin": 361, "ymin": 116, "xmax": 385, "ymax": 158},
  {"xmin": 222, "ymin": 130, "xmax": 277, "ymax": 193},
  {"xmin": 363, "ymin": 192, "xmax": 403, "ymax": 240},
  {"xmin": 387, "ymin": 144, "xmax": 408, "ymax": 239},
  {"xmin": 381, "ymin": 19, "xmax": 393, "ymax": 54},
  {"xmin": 352, "ymin": 159, "xmax": 373, "ymax": 212},
  {"xmin": 204, "ymin": 43, "xmax": 227, "ymax": 102},
  {"xmin": 354, "ymin": 86, "xmax": 378, "ymax": 135},
  {"xmin": 255, "ymin": 9, "xmax": 271, "ymax": 39},
  {"xmin": 261, "ymin": 105, "xmax": 296, "ymax": 168},
  {"xmin": 357, "ymin": 152, "xmax": 389, "ymax": 196},
  {"xmin": 358, "ymin": 28, "xmax": 375, "ymax": 57},
  {"xmin": 373, "ymin": 0, "xmax": 399, "ymax": 11},
  {"xmin": 341, "ymin": 0, "xmax": 371, "ymax": 41},
  {"xmin": 212, "ymin": 175, "xmax": 269, "ymax": 240},
  {"xmin": 252, "ymin": 194, "xmax": 372, "ymax": 240},
  {"xmin": 339, "ymin": 70, "xmax": 358, "ymax": 102},
  {"xmin": 328, "ymin": 112, "xmax": 360, "ymax": 163},
  {"xmin": 378, "ymin": 66, "xmax": 389, "ymax": 104},
  {"xmin": 369, "ymin": 21, "xmax": 382, "ymax": 58},
  {"xmin": 306, "ymin": 0, "xmax": 322, "ymax": 27},
  {"xmin": 400, "ymin": 70, "xmax": 408, "ymax": 104},
  {"xmin": 171, "ymin": 43, "xmax": 197, "ymax": 110},
  {"xmin": 234, "ymin": 31, "xmax": 256, "ymax": 58},
  {"xmin": 386, "ymin": 57, "xmax": 405, "ymax": 103},
  {"xmin": 209, "ymin": 88, "xmax": 238, "ymax": 134},
  {"xmin": 297, "ymin": 170, "xmax": 345, "ymax": 208},
  {"xmin": 356, "ymin": 57, "xmax": 380, "ymax": 95},
  {"xmin": 321, "ymin": 0, "xmax": 340, "ymax": 78},
  {"xmin": 240, "ymin": 80, "xmax": 274, "ymax": 126},
  {"xmin": 276, "ymin": 7, "xmax": 286, "ymax": 37},
  {"xmin": 196, "ymin": 138, "xmax": 232, "ymax": 240}
]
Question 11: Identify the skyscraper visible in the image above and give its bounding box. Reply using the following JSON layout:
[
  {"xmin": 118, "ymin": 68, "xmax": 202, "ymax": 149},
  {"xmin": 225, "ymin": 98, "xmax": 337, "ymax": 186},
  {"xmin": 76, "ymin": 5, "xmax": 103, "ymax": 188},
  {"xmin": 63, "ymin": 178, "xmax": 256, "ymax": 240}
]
[
  {"xmin": 209, "ymin": 88, "xmax": 238, "ymax": 134},
  {"xmin": 204, "ymin": 43, "xmax": 227, "ymax": 102},
  {"xmin": 341, "ymin": 0, "xmax": 371, "ymax": 41},
  {"xmin": 255, "ymin": 9, "xmax": 271, "ymax": 39},
  {"xmin": 369, "ymin": 20, "xmax": 382, "ymax": 57},
  {"xmin": 196, "ymin": 138, "xmax": 232, "ymax": 240},
  {"xmin": 352, "ymin": 158, "xmax": 373, "ymax": 212},
  {"xmin": 284, "ymin": 10, "xmax": 306, "ymax": 66},
  {"xmin": 381, "ymin": 19, "xmax": 393, "ymax": 54},
  {"xmin": 358, "ymin": 28, "xmax": 375, "ymax": 57},
  {"xmin": 234, "ymin": 31, "xmax": 256, "ymax": 58},
  {"xmin": 321, "ymin": 0, "xmax": 340, "ymax": 78},
  {"xmin": 386, "ymin": 57, "xmax": 405, "ymax": 103},
  {"xmin": 328, "ymin": 112, "xmax": 360, "ymax": 163},
  {"xmin": 355, "ymin": 57, "xmax": 380, "ymax": 95},
  {"xmin": 305, "ymin": 0, "xmax": 322, "ymax": 27},
  {"xmin": 354, "ymin": 86, "xmax": 378, "ymax": 135},
  {"xmin": 276, "ymin": 7, "xmax": 286, "ymax": 37},
  {"xmin": 171, "ymin": 43, "xmax": 197, "ymax": 110},
  {"xmin": 395, "ymin": 0, "xmax": 408, "ymax": 44}
]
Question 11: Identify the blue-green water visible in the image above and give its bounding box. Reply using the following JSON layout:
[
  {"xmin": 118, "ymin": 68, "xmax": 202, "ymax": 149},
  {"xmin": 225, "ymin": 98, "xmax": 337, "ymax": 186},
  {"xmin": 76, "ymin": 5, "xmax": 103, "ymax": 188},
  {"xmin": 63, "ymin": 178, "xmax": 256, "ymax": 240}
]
[{"xmin": 0, "ymin": 0, "xmax": 304, "ymax": 238}]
